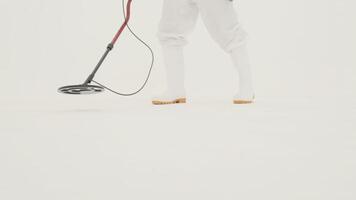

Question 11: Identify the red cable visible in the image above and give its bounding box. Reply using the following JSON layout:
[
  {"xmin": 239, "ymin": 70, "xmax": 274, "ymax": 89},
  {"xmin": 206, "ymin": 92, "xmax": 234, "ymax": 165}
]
[{"xmin": 111, "ymin": 0, "xmax": 133, "ymax": 45}]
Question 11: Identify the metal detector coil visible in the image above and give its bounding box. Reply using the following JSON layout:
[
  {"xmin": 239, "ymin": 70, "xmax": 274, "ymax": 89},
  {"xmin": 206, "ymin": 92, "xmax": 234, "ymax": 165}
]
[{"xmin": 58, "ymin": 84, "xmax": 104, "ymax": 95}]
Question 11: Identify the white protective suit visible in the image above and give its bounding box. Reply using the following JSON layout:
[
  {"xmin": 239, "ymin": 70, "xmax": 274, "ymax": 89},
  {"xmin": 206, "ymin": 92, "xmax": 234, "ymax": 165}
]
[{"xmin": 153, "ymin": 0, "xmax": 254, "ymax": 104}]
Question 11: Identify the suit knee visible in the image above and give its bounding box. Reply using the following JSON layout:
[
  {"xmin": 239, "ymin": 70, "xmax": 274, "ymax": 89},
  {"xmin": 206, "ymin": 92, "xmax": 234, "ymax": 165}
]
[
  {"xmin": 157, "ymin": 31, "xmax": 188, "ymax": 46},
  {"xmin": 217, "ymin": 26, "xmax": 248, "ymax": 53}
]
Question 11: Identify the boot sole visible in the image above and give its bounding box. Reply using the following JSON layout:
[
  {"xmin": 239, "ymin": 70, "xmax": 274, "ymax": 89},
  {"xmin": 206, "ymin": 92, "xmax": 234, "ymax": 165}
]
[
  {"xmin": 233, "ymin": 100, "xmax": 254, "ymax": 104},
  {"xmin": 152, "ymin": 98, "xmax": 186, "ymax": 105}
]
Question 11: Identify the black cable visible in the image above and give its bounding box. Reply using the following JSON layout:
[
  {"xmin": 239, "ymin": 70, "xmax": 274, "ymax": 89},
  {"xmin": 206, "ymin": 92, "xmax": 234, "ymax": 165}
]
[{"xmin": 92, "ymin": 0, "xmax": 154, "ymax": 96}]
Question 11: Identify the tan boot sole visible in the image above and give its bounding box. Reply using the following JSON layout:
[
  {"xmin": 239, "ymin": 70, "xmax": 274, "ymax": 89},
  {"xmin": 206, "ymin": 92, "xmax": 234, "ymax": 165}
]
[
  {"xmin": 152, "ymin": 98, "xmax": 186, "ymax": 105},
  {"xmin": 233, "ymin": 100, "xmax": 254, "ymax": 104}
]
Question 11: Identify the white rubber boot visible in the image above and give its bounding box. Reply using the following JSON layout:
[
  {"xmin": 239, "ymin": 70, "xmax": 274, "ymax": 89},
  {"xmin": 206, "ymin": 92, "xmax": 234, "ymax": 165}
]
[
  {"xmin": 152, "ymin": 45, "xmax": 187, "ymax": 105},
  {"xmin": 230, "ymin": 44, "xmax": 255, "ymax": 104}
]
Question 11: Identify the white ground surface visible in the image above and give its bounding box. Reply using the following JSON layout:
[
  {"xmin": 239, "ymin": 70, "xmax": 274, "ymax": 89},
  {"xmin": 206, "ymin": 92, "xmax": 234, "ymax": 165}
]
[
  {"xmin": 1, "ymin": 0, "xmax": 356, "ymax": 199},
  {"xmin": 1, "ymin": 96, "xmax": 355, "ymax": 200}
]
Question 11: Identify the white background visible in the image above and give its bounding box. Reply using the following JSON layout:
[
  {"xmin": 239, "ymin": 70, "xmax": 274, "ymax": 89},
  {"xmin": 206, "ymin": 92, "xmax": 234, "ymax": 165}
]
[{"xmin": 0, "ymin": 0, "xmax": 355, "ymax": 200}]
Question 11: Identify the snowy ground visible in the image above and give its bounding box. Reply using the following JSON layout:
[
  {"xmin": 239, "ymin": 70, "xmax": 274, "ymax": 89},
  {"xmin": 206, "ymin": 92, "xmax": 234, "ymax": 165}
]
[{"xmin": 0, "ymin": 96, "xmax": 355, "ymax": 200}]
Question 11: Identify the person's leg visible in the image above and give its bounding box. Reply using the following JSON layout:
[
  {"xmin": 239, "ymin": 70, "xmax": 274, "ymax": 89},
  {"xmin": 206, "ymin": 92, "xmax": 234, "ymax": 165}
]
[
  {"xmin": 153, "ymin": 0, "xmax": 199, "ymax": 105},
  {"xmin": 196, "ymin": 0, "xmax": 254, "ymax": 103}
]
